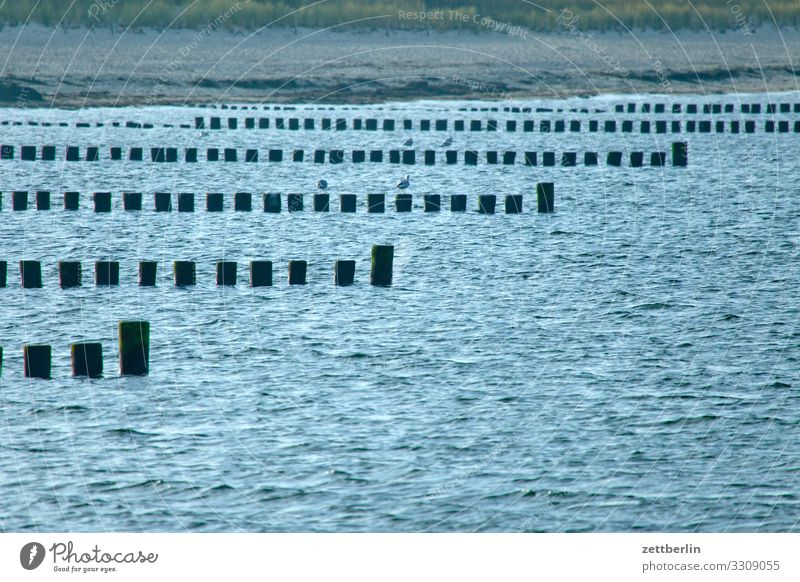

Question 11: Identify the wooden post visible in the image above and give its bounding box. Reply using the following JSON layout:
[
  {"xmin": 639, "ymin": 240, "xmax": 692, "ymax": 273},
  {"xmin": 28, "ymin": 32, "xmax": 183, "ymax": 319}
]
[
  {"xmin": 94, "ymin": 192, "xmax": 112, "ymax": 212},
  {"xmin": 264, "ymin": 193, "xmax": 281, "ymax": 213},
  {"xmin": 95, "ymin": 261, "xmax": 120, "ymax": 285},
  {"xmin": 59, "ymin": 261, "xmax": 82, "ymax": 288},
  {"xmin": 139, "ymin": 261, "xmax": 157, "ymax": 286},
  {"xmin": 71, "ymin": 342, "xmax": 103, "ymax": 378},
  {"xmin": 216, "ymin": 261, "xmax": 237, "ymax": 286},
  {"xmin": 367, "ymin": 194, "xmax": 385, "ymax": 213},
  {"xmin": 478, "ymin": 195, "xmax": 496, "ymax": 214},
  {"xmin": 340, "ymin": 194, "xmax": 357, "ymax": 212},
  {"xmin": 250, "ymin": 261, "xmax": 273, "ymax": 287},
  {"xmin": 178, "ymin": 193, "xmax": 195, "ymax": 212},
  {"xmin": 20, "ymin": 261, "xmax": 43, "ymax": 288},
  {"xmin": 505, "ymin": 195, "xmax": 523, "ymax": 214},
  {"xmin": 537, "ymin": 183, "xmax": 554, "ymax": 213},
  {"xmin": 672, "ymin": 142, "xmax": 688, "ymax": 166},
  {"xmin": 424, "ymin": 194, "xmax": 441, "ymax": 212},
  {"xmin": 24, "ymin": 344, "xmax": 51, "ymax": 379},
  {"xmin": 119, "ymin": 321, "xmax": 149, "ymax": 376},
  {"xmin": 174, "ymin": 261, "xmax": 196, "ymax": 286},
  {"xmin": 288, "ymin": 260, "xmax": 307, "ymax": 285},
  {"xmin": 314, "ymin": 194, "xmax": 330, "ymax": 212},
  {"xmin": 395, "ymin": 193, "xmax": 412, "ymax": 212},
  {"xmin": 64, "ymin": 192, "xmax": 80, "ymax": 210},
  {"xmin": 370, "ymin": 245, "xmax": 394, "ymax": 286},
  {"xmin": 123, "ymin": 192, "xmax": 142, "ymax": 211},
  {"xmin": 334, "ymin": 260, "xmax": 356, "ymax": 286}
]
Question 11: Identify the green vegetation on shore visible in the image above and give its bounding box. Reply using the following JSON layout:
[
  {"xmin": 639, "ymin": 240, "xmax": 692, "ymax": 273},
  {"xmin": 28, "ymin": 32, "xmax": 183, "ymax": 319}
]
[{"xmin": 1, "ymin": 0, "xmax": 798, "ymax": 32}]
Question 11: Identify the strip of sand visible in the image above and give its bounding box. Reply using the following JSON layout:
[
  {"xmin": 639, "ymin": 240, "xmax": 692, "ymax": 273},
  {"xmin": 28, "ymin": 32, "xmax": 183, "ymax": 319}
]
[{"xmin": 1, "ymin": 25, "xmax": 798, "ymax": 106}]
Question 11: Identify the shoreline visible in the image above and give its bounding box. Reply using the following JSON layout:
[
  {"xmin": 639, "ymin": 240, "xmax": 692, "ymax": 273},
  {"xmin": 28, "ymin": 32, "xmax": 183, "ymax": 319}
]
[{"xmin": 1, "ymin": 25, "xmax": 798, "ymax": 107}]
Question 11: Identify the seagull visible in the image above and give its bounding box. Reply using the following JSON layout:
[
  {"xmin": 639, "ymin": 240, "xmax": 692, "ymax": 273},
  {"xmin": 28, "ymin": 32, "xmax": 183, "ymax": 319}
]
[
  {"xmin": 441, "ymin": 136, "xmax": 453, "ymax": 147},
  {"xmin": 403, "ymin": 138, "xmax": 413, "ymax": 147},
  {"xmin": 316, "ymin": 179, "xmax": 328, "ymax": 192},
  {"xmin": 396, "ymin": 174, "xmax": 410, "ymax": 190}
]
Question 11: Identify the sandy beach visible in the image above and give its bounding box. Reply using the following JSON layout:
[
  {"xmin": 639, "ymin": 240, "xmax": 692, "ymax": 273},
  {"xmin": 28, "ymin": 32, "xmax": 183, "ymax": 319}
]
[{"xmin": 0, "ymin": 24, "xmax": 798, "ymax": 106}]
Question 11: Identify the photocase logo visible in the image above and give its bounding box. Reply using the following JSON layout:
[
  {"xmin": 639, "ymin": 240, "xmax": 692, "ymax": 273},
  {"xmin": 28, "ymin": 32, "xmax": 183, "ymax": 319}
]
[{"xmin": 20, "ymin": 542, "xmax": 46, "ymax": 570}]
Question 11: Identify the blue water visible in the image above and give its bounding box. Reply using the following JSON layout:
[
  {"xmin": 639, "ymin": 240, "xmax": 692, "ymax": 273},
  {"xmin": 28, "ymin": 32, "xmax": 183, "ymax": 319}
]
[{"xmin": 1, "ymin": 95, "xmax": 799, "ymax": 532}]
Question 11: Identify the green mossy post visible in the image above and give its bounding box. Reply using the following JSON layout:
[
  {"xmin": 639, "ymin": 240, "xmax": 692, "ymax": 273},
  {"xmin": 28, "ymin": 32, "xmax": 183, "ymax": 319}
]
[
  {"xmin": 537, "ymin": 183, "xmax": 555, "ymax": 213},
  {"xmin": 71, "ymin": 342, "xmax": 103, "ymax": 378},
  {"xmin": 334, "ymin": 260, "xmax": 356, "ymax": 286},
  {"xmin": 370, "ymin": 245, "xmax": 394, "ymax": 287},
  {"xmin": 119, "ymin": 320, "xmax": 149, "ymax": 376},
  {"xmin": 23, "ymin": 344, "xmax": 51, "ymax": 379}
]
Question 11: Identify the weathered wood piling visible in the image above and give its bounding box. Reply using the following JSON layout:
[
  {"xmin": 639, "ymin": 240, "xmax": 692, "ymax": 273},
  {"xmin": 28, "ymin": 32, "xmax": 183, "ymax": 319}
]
[
  {"xmin": 24, "ymin": 344, "xmax": 51, "ymax": 379},
  {"xmin": 119, "ymin": 321, "xmax": 149, "ymax": 376},
  {"xmin": 288, "ymin": 260, "xmax": 307, "ymax": 285},
  {"xmin": 334, "ymin": 260, "xmax": 356, "ymax": 286},
  {"xmin": 370, "ymin": 245, "xmax": 394, "ymax": 287},
  {"xmin": 71, "ymin": 342, "xmax": 103, "ymax": 378}
]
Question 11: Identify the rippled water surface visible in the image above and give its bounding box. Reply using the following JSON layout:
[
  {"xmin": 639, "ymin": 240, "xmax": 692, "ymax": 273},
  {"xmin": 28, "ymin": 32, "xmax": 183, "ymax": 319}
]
[{"xmin": 1, "ymin": 95, "xmax": 799, "ymax": 532}]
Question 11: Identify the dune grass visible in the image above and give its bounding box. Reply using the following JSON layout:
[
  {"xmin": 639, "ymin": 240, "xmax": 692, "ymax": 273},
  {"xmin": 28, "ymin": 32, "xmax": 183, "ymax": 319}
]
[{"xmin": 0, "ymin": 0, "xmax": 798, "ymax": 32}]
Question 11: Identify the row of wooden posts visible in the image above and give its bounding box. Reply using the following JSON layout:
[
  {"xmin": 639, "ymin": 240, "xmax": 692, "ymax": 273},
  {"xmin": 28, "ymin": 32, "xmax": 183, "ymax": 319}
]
[
  {"xmin": 1, "ymin": 247, "xmax": 396, "ymax": 378},
  {"xmin": 0, "ymin": 186, "xmax": 557, "ymax": 214},
  {"xmin": 189, "ymin": 117, "xmax": 798, "ymax": 134},
  {"xmin": 0, "ymin": 245, "xmax": 396, "ymax": 289},
  {"xmin": 7, "ymin": 101, "xmax": 793, "ymax": 132},
  {"xmin": 13, "ymin": 117, "xmax": 793, "ymax": 133},
  {"xmin": 0, "ymin": 145, "xmax": 690, "ymax": 165},
  {"xmin": 0, "ymin": 321, "xmax": 149, "ymax": 379},
  {"xmin": 198, "ymin": 101, "xmax": 800, "ymax": 114}
]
